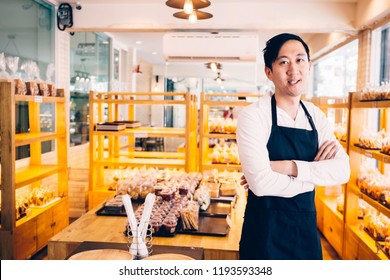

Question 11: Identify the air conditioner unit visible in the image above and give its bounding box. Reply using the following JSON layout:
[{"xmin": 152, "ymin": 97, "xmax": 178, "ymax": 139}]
[{"xmin": 163, "ymin": 32, "xmax": 259, "ymax": 62}]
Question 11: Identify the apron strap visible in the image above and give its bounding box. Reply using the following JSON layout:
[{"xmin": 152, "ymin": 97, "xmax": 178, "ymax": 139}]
[
  {"xmin": 271, "ymin": 94, "xmax": 278, "ymax": 125},
  {"xmin": 300, "ymin": 100, "xmax": 317, "ymax": 131}
]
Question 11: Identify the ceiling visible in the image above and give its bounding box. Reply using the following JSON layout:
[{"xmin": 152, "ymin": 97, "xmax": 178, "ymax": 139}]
[
  {"xmin": 62, "ymin": 0, "xmax": 387, "ymax": 89},
  {"xmin": 68, "ymin": 0, "xmax": 362, "ymax": 64}
]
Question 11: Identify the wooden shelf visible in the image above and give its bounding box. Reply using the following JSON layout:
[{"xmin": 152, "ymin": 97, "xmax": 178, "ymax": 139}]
[
  {"xmin": 350, "ymin": 145, "xmax": 390, "ymax": 164},
  {"xmin": 349, "ymin": 184, "xmax": 390, "ymax": 218},
  {"xmin": 118, "ymin": 151, "xmax": 185, "ymax": 159},
  {"xmin": 351, "ymin": 99, "xmax": 390, "ymax": 109},
  {"xmin": 14, "ymin": 95, "xmax": 65, "ymax": 103},
  {"xmin": 88, "ymin": 91, "xmax": 198, "ymax": 209},
  {"xmin": 15, "ymin": 132, "xmax": 65, "ymax": 147},
  {"xmin": 93, "ymin": 127, "xmax": 186, "ymax": 138},
  {"xmin": 15, "ymin": 197, "xmax": 67, "ymax": 227},
  {"xmin": 95, "ymin": 157, "xmax": 186, "ymax": 168},
  {"xmin": 0, "ymin": 80, "xmax": 69, "ymax": 259},
  {"xmin": 347, "ymin": 224, "xmax": 389, "ymax": 260},
  {"xmin": 14, "ymin": 165, "xmax": 59, "ymax": 189},
  {"xmin": 204, "ymin": 133, "xmax": 237, "ymax": 139},
  {"xmin": 199, "ymin": 92, "xmax": 259, "ymax": 172},
  {"xmin": 201, "ymin": 162, "xmax": 242, "ymax": 171}
]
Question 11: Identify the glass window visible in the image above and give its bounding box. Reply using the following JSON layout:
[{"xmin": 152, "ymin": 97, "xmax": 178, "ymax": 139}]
[
  {"xmin": 69, "ymin": 32, "xmax": 111, "ymax": 146},
  {"xmin": 312, "ymin": 40, "xmax": 358, "ymax": 97},
  {"xmin": 0, "ymin": 0, "xmax": 55, "ymax": 159}
]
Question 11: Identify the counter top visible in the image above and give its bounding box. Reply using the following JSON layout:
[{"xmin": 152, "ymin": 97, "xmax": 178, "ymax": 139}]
[{"xmin": 48, "ymin": 186, "xmax": 247, "ymax": 260}]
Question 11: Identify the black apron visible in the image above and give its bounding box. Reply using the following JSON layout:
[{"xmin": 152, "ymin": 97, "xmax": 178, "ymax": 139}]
[{"xmin": 239, "ymin": 95, "xmax": 322, "ymax": 260}]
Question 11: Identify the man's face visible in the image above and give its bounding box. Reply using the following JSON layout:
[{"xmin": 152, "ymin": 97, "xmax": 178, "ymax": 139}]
[{"xmin": 265, "ymin": 40, "xmax": 311, "ymax": 98}]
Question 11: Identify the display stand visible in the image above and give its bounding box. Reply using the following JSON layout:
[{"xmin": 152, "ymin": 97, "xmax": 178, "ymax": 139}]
[
  {"xmin": 343, "ymin": 93, "xmax": 389, "ymax": 260},
  {"xmin": 88, "ymin": 91, "xmax": 198, "ymax": 209},
  {"xmin": 0, "ymin": 80, "xmax": 69, "ymax": 259},
  {"xmin": 198, "ymin": 92, "xmax": 261, "ymax": 172},
  {"xmin": 310, "ymin": 94, "xmax": 351, "ymax": 257}
]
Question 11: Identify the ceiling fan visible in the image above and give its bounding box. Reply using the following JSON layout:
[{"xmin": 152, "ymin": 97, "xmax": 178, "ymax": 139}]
[{"xmin": 214, "ymin": 72, "xmax": 225, "ymax": 84}]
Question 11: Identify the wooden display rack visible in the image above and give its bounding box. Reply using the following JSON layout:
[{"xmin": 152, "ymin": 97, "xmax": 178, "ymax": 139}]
[
  {"xmin": 198, "ymin": 92, "xmax": 261, "ymax": 172},
  {"xmin": 343, "ymin": 93, "xmax": 389, "ymax": 260},
  {"xmin": 0, "ymin": 80, "xmax": 69, "ymax": 259},
  {"xmin": 88, "ymin": 91, "xmax": 198, "ymax": 209},
  {"xmin": 310, "ymin": 94, "xmax": 351, "ymax": 257}
]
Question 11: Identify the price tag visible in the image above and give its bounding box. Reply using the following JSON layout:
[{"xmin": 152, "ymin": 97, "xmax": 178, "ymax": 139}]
[
  {"xmin": 135, "ymin": 133, "xmax": 148, "ymax": 138},
  {"xmin": 225, "ymin": 215, "xmax": 232, "ymax": 228},
  {"xmin": 34, "ymin": 96, "xmax": 43, "ymax": 103}
]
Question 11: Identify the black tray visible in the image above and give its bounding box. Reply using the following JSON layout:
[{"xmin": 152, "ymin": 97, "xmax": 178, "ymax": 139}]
[
  {"xmin": 364, "ymin": 228, "xmax": 386, "ymax": 242},
  {"xmin": 353, "ymin": 143, "xmax": 381, "ymax": 150},
  {"xmin": 96, "ymin": 206, "xmax": 127, "ymax": 216},
  {"xmin": 360, "ymin": 98, "xmax": 390, "ymax": 102},
  {"xmin": 380, "ymin": 150, "xmax": 390, "ymax": 156},
  {"xmin": 178, "ymin": 216, "xmax": 230, "ymax": 237},
  {"xmin": 200, "ymin": 201, "xmax": 231, "ymax": 217}
]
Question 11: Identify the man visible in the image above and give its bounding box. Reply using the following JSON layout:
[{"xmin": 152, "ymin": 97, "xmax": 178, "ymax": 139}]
[{"xmin": 236, "ymin": 33, "xmax": 350, "ymax": 260}]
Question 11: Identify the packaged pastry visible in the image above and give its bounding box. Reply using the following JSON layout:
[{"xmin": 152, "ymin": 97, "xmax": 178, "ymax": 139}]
[
  {"xmin": 194, "ymin": 185, "xmax": 210, "ymax": 211},
  {"xmin": 25, "ymin": 81, "xmax": 38, "ymax": 95},
  {"xmin": 47, "ymin": 83, "xmax": 56, "ymax": 96},
  {"xmin": 162, "ymin": 216, "xmax": 178, "ymax": 233},
  {"xmin": 220, "ymin": 181, "xmax": 237, "ymax": 196},
  {"xmin": 37, "ymin": 82, "xmax": 49, "ymax": 96},
  {"xmin": 14, "ymin": 78, "xmax": 26, "ymax": 95},
  {"xmin": 181, "ymin": 201, "xmax": 199, "ymax": 231}
]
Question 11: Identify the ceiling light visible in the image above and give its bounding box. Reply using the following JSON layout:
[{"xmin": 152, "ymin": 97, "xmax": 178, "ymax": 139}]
[
  {"xmin": 189, "ymin": 10, "xmax": 197, "ymax": 23},
  {"xmin": 205, "ymin": 62, "xmax": 222, "ymax": 72},
  {"xmin": 166, "ymin": 0, "xmax": 213, "ymax": 22},
  {"xmin": 165, "ymin": 0, "xmax": 211, "ymax": 10},
  {"xmin": 173, "ymin": 10, "xmax": 213, "ymax": 21},
  {"xmin": 135, "ymin": 41, "xmax": 142, "ymax": 45},
  {"xmin": 183, "ymin": 0, "xmax": 193, "ymax": 14}
]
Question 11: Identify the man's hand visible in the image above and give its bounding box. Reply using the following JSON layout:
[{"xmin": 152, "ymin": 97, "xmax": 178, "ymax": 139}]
[
  {"xmin": 240, "ymin": 174, "xmax": 249, "ymax": 190},
  {"xmin": 314, "ymin": 140, "xmax": 339, "ymax": 161}
]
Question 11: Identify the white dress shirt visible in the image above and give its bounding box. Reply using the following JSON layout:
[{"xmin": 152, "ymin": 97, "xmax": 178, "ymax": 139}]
[{"xmin": 236, "ymin": 95, "xmax": 350, "ymax": 198}]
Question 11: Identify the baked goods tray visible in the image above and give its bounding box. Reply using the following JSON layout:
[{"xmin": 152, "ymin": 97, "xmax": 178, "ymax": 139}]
[
  {"xmin": 200, "ymin": 201, "xmax": 232, "ymax": 217},
  {"xmin": 360, "ymin": 98, "xmax": 390, "ymax": 102},
  {"xmin": 353, "ymin": 143, "xmax": 381, "ymax": 150},
  {"xmin": 364, "ymin": 228, "xmax": 386, "ymax": 242},
  {"xmin": 178, "ymin": 216, "xmax": 230, "ymax": 237},
  {"xmin": 360, "ymin": 189, "xmax": 390, "ymax": 209},
  {"xmin": 380, "ymin": 151, "xmax": 390, "ymax": 156},
  {"xmin": 375, "ymin": 241, "xmax": 390, "ymax": 259}
]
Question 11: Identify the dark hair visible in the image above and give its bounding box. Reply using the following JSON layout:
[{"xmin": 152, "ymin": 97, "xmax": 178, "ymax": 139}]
[{"xmin": 263, "ymin": 33, "xmax": 310, "ymax": 70}]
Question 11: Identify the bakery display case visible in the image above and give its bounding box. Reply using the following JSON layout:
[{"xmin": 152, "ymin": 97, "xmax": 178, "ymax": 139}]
[
  {"xmin": 0, "ymin": 80, "xmax": 69, "ymax": 259},
  {"xmin": 343, "ymin": 92, "xmax": 389, "ymax": 260},
  {"xmin": 198, "ymin": 92, "xmax": 261, "ymax": 172},
  {"xmin": 310, "ymin": 94, "xmax": 351, "ymax": 257},
  {"xmin": 88, "ymin": 91, "xmax": 198, "ymax": 209}
]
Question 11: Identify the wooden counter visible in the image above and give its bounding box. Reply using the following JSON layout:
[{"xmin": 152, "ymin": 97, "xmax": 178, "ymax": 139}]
[{"xmin": 48, "ymin": 186, "xmax": 247, "ymax": 260}]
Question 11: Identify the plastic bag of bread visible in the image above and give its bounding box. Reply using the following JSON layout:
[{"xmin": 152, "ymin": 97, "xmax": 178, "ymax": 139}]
[
  {"xmin": 180, "ymin": 201, "xmax": 199, "ymax": 231},
  {"xmin": 194, "ymin": 185, "xmax": 210, "ymax": 211}
]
